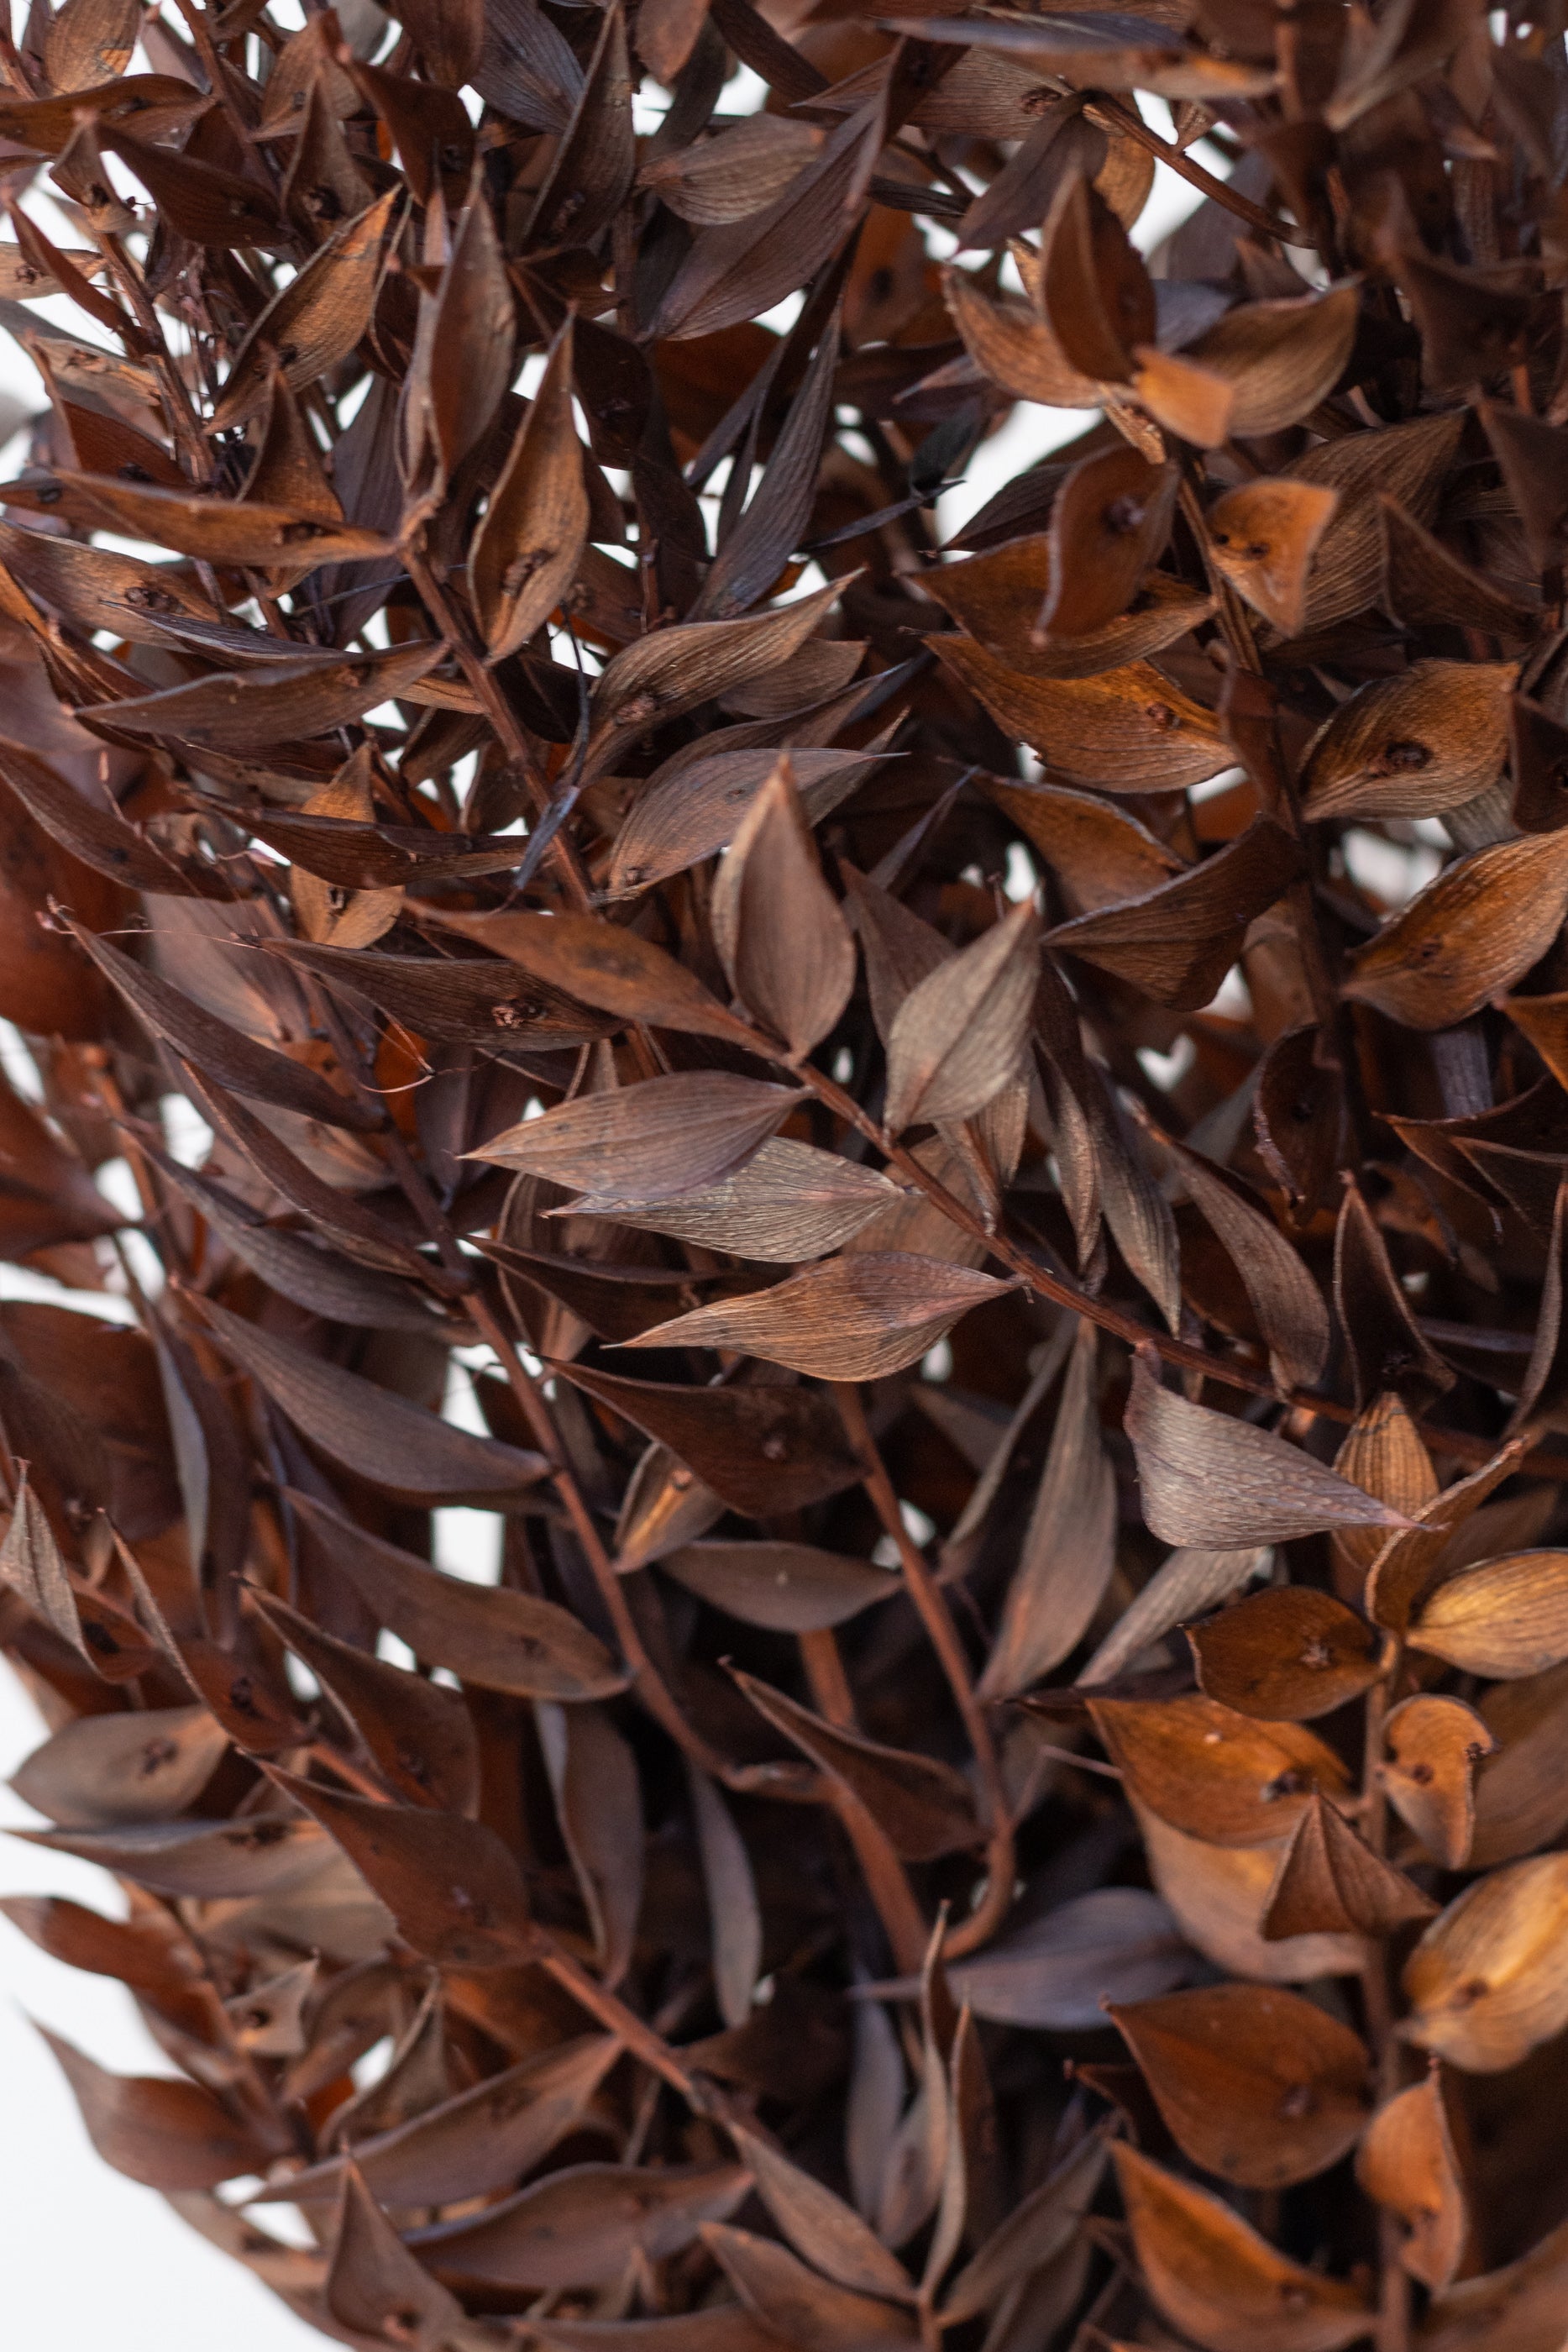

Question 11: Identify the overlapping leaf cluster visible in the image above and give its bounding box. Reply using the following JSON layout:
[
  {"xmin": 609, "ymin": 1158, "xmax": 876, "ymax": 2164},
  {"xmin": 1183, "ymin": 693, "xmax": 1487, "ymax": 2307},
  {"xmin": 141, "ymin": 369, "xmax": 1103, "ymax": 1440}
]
[{"xmin": 7, "ymin": 0, "xmax": 1568, "ymax": 2347}]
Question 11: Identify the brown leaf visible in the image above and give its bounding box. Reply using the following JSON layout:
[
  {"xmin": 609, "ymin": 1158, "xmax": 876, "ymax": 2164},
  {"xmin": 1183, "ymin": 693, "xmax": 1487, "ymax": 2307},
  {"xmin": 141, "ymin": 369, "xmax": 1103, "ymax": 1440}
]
[
  {"xmin": 734, "ymin": 1667, "xmax": 981, "ymax": 1861},
  {"xmin": 1379, "ymin": 1694, "xmax": 1496, "ymax": 1873},
  {"xmin": 731, "ymin": 2124, "xmax": 915, "ymax": 2302},
  {"xmin": 1262, "ymin": 1792, "xmax": 1437, "ymax": 1940},
  {"xmin": 1037, "ymin": 171, "xmax": 1153, "ymax": 384},
  {"xmin": 1113, "ymin": 2142, "xmax": 1373, "ymax": 2352},
  {"xmin": 267, "ymin": 1765, "xmax": 532, "ymax": 1968},
  {"xmin": 641, "ymin": 116, "xmax": 826, "ymax": 225},
  {"xmin": 286, "ymin": 1489, "xmax": 625, "ymax": 1699},
  {"xmin": 564, "ymin": 1135, "xmax": 901, "ymax": 1259},
  {"xmin": 1188, "ymin": 1586, "xmax": 1382, "ymax": 1722},
  {"xmin": 212, "ymin": 191, "xmax": 401, "ymax": 432},
  {"xmin": 0, "ymin": 1470, "xmax": 86, "ymax": 1655},
  {"xmin": 255, "ymin": 2034, "xmax": 621, "ymax": 2208},
  {"xmin": 194, "ymin": 1297, "xmax": 549, "ymax": 1504},
  {"xmin": 39, "ymin": 2027, "xmax": 274, "ymax": 2190},
  {"xmin": 983, "ymin": 778, "xmax": 1185, "ymax": 911},
  {"xmin": 1164, "ymin": 1138, "xmax": 1330, "ymax": 1391},
  {"xmin": 325, "ymin": 2163, "xmax": 465, "ymax": 2351},
  {"xmin": 661, "ymin": 1540, "xmax": 895, "ymax": 1633},
  {"xmin": 710, "ymin": 756, "xmax": 857, "ymax": 1054},
  {"xmin": 538, "ymin": 1698, "xmax": 643, "ymax": 1985},
  {"xmin": 11, "ymin": 1705, "xmax": 228, "ymax": 1830},
  {"xmin": 0, "ymin": 738, "xmax": 229, "ymax": 900},
  {"xmin": 1178, "ymin": 284, "xmax": 1361, "ymax": 437},
  {"xmin": 1036, "ymin": 443, "xmax": 1177, "ymax": 640},
  {"xmin": 1046, "ymin": 816, "xmax": 1303, "ymax": 1012},
  {"xmin": 933, "ymin": 634, "xmax": 1231, "ymax": 791},
  {"xmin": 51, "ymin": 470, "xmax": 395, "ymax": 567},
  {"xmin": 1356, "ymin": 2071, "xmax": 1471, "ymax": 2291},
  {"xmin": 554, "ymin": 1361, "xmax": 864, "ymax": 1515},
  {"xmin": 89, "ymin": 639, "xmax": 446, "ymax": 753},
  {"xmin": 1302, "ymin": 661, "xmax": 1517, "ymax": 822},
  {"xmin": 1344, "ymin": 830, "xmax": 1568, "ymax": 1029},
  {"xmin": 1207, "ymin": 476, "xmax": 1340, "ymax": 636},
  {"xmin": 251, "ymin": 1590, "xmax": 478, "ymax": 1813},
  {"xmin": 1379, "ymin": 496, "xmax": 1537, "ymax": 639},
  {"xmin": 1109, "ymin": 1983, "xmax": 1371, "ymax": 2188},
  {"xmin": 68, "ymin": 920, "xmax": 377, "ymax": 1132},
  {"xmin": 470, "ymin": 318, "xmax": 588, "ymax": 664},
  {"xmin": 481, "ymin": 1072, "xmax": 805, "ymax": 1210},
  {"xmin": 1089, "ymin": 1692, "xmax": 1353, "ymax": 1847},
  {"xmin": 589, "ymin": 580, "xmax": 845, "ymax": 758},
  {"xmin": 650, "ymin": 108, "xmax": 876, "ymax": 343},
  {"xmin": 980, "ymin": 1318, "xmax": 1116, "ymax": 1696},
  {"xmin": 606, "ymin": 744, "xmax": 878, "ymax": 899},
  {"xmin": 427, "ymin": 906, "xmax": 752, "ymax": 1046},
  {"xmin": 624, "ymin": 1252, "xmax": 1010, "ymax": 1381},
  {"xmin": 1124, "ymin": 1357, "xmax": 1409, "ymax": 1547},
  {"xmin": 703, "ymin": 2220, "xmax": 920, "ymax": 2350},
  {"xmin": 884, "ymin": 901, "xmax": 1037, "ymax": 1132},
  {"xmin": 412, "ymin": 2160, "xmax": 752, "ymax": 2288}
]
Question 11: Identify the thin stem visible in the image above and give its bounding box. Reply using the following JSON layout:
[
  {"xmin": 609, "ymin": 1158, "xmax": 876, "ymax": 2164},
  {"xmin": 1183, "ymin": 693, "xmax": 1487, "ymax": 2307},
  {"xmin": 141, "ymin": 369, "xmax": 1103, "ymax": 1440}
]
[
  {"xmin": 798, "ymin": 1623, "xmax": 931, "ymax": 1977},
  {"xmin": 1083, "ymin": 92, "xmax": 1317, "ymax": 247},
  {"xmin": 304, "ymin": 984, "xmax": 737, "ymax": 1782},
  {"xmin": 834, "ymin": 1384, "xmax": 1016, "ymax": 1960}
]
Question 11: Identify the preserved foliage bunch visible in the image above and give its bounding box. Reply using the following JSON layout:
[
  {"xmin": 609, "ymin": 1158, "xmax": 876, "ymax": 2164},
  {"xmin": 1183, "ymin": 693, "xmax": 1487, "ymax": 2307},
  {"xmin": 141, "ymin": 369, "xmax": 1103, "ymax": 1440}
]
[{"xmin": 9, "ymin": 1, "xmax": 1568, "ymax": 2349}]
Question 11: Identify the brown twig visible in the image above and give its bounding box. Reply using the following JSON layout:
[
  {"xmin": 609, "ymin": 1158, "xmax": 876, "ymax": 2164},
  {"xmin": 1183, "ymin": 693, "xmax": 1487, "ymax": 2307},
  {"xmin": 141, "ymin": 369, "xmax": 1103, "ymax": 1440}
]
[{"xmin": 834, "ymin": 1383, "xmax": 1017, "ymax": 1960}]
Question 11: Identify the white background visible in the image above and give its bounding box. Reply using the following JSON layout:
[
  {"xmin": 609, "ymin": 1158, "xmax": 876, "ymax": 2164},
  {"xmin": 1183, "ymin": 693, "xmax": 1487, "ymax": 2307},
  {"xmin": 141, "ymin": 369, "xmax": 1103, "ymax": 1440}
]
[{"xmin": 0, "ymin": 89, "xmax": 1211, "ymax": 2346}]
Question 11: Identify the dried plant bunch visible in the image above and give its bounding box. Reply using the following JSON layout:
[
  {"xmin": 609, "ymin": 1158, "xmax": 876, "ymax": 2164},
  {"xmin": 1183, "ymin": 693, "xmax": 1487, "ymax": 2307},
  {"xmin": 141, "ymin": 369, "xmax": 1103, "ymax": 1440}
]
[{"xmin": 8, "ymin": 2, "xmax": 1568, "ymax": 2349}]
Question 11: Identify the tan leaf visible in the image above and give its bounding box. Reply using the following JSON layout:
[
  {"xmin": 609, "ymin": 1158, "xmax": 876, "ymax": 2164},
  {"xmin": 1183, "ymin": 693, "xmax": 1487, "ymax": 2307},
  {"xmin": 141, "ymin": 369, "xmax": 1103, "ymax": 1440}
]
[
  {"xmin": 1206, "ymin": 475, "xmax": 1340, "ymax": 635},
  {"xmin": 1134, "ymin": 1802, "xmax": 1368, "ymax": 1982},
  {"xmin": 1403, "ymin": 1854, "xmax": 1568, "ymax": 2072},
  {"xmin": 1408, "ymin": 1551, "xmax": 1568, "ymax": 1678},
  {"xmin": 1356, "ymin": 2071, "xmax": 1472, "ymax": 2291},
  {"xmin": 1377, "ymin": 1694, "xmax": 1496, "ymax": 1871}
]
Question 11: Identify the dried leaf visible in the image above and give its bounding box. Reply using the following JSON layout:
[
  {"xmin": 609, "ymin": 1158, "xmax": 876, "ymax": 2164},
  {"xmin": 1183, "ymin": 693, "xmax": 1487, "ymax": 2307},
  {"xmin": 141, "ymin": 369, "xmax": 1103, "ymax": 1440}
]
[
  {"xmin": 475, "ymin": 1073, "xmax": 804, "ymax": 1202},
  {"xmin": 1124, "ymin": 1358, "xmax": 1409, "ymax": 1547},
  {"xmin": 625, "ymin": 1252, "xmax": 1010, "ymax": 1381},
  {"xmin": 1262, "ymin": 1791, "xmax": 1437, "ymax": 1940},
  {"xmin": 1403, "ymin": 1854, "xmax": 1568, "ymax": 2072},
  {"xmin": 1356, "ymin": 2071, "xmax": 1471, "ymax": 2291},
  {"xmin": 1188, "ymin": 1587, "xmax": 1382, "ymax": 1722},
  {"xmin": 39, "ymin": 2027, "xmax": 272, "ymax": 2190},
  {"xmin": 1090, "ymin": 1693, "xmax": 1353, "ymax": 1847},
  {"xmin": 196, "ymin": 1298, "xmax": 550, "ymax": 1504},
  {"xmin": 1109, "ymin": 1984, "xmax": 1371, "ymax": 2188},
  {"xmin": 1113, "ymin": 2142, "xmax": 1373, "ymax": 2352}
]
